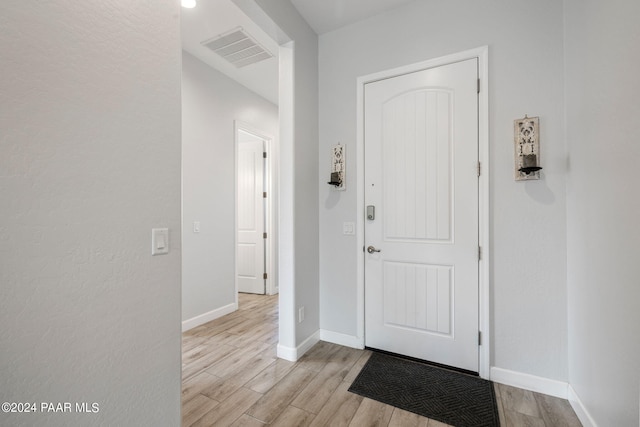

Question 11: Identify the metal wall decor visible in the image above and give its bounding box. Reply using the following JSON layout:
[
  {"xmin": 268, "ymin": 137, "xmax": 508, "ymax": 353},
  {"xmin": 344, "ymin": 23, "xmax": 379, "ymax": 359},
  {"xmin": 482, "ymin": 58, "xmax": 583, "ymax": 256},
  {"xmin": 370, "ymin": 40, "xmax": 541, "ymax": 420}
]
[
  {"xmin": 514, "ymin": 115, "xmax": 542, "ymax": 181},
  {"xmin": 328, "ymin": 143, "xmax": 346, "ymax": 190}
]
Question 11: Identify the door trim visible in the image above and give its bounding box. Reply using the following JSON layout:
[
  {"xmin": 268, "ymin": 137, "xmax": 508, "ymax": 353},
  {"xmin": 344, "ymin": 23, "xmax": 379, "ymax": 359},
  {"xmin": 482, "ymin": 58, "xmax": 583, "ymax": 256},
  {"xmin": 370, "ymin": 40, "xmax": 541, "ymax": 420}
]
[
  {"xmin": 234, "ymin": 121, "xmax": 278, "ymax": 299},
  {"xmin": 355, "ymin": 46, "xmax": 490, "ymax": 379}
]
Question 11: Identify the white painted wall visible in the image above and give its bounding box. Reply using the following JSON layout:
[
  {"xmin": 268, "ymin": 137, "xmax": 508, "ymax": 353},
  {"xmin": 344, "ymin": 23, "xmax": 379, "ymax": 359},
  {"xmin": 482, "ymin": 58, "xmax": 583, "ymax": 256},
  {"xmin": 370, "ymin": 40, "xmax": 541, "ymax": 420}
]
[
  {"xmin": 0, "ymin": 1, "xmax": 181, "ymax": 425},
  {"xmin": 564, "ymin": 1, "xmax": 640, "ymax": 425},
  {"xmin": 319, "ymin": 0, "xmax": 568, "ymax": 381},
  {"xmin": 240, "ymin": 0, "xmax": 320, "ymax": 353},
  {"xmin": 182, "ymin": 52, "xmax": 278, "ymax": 322}
]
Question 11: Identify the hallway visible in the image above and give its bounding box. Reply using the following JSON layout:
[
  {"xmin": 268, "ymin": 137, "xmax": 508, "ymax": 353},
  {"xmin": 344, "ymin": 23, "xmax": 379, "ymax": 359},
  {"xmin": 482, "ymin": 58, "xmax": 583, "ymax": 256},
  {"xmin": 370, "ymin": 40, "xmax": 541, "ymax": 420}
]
[{"xmin": 181, "ymin": 294, "xmax": 581, "ymax": 426}]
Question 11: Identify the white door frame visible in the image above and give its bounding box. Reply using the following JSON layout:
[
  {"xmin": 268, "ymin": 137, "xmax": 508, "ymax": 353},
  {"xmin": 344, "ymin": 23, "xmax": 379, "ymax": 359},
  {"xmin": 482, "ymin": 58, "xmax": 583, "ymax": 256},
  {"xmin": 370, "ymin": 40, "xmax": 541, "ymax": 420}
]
[
  {"xmin": 234, "ymin": 121, "xmax": 278, "ymax": 298},
  {"xmin": 355, "ymin": 46, "xmax": 490, "ymax": 379}
]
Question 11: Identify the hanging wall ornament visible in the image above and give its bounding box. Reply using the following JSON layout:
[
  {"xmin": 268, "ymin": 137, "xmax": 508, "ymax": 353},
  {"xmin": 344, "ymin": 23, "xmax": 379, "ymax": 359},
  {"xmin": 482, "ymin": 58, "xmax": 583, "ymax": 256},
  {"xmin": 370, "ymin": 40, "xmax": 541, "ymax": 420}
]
[
  {"xmin": 514, "ymin": 115, "xmax": 542, "ymax": 181},
  {"xmin": 328, "ymin": 143, "xmax": 346, "ymax": 190}
]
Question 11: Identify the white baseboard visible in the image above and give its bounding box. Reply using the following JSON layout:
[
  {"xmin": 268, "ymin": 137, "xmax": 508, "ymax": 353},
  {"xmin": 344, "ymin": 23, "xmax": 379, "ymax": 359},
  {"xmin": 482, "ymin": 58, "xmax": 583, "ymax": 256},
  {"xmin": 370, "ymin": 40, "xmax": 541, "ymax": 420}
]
[
  {"xmin": 319, "ymin": 329, "xmax": 364, "ymax": 349},
  {"xmin": 568, "ymin": 385, "xmax": 597, "ymax": 427},
  {"xmin": 277, "ymin": 330, "xmax": 320, "ymax": 362},
  {"xmin": 181, "ymin": 302, "xmax": 237, "ymax": 332},
  {"xmin": 490, "ymin": 367, "xmax": 568, "ymax": 399}
]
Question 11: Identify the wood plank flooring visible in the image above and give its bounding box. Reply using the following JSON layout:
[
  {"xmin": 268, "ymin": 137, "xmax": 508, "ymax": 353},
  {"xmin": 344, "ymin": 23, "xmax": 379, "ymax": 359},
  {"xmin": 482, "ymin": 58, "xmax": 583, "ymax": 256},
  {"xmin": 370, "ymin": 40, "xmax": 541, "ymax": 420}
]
[{"xmin": 182, "ymin": 293, "xmax": 581, "ymax": 426}]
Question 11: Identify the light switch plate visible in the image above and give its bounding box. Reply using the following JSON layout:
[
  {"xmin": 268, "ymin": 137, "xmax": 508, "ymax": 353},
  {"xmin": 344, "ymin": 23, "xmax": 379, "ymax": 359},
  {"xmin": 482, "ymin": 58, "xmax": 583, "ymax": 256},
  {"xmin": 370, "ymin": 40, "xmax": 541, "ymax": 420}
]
[{"xmin": 152, "ymin": 228, "xmax": 169, "ymax": 255}]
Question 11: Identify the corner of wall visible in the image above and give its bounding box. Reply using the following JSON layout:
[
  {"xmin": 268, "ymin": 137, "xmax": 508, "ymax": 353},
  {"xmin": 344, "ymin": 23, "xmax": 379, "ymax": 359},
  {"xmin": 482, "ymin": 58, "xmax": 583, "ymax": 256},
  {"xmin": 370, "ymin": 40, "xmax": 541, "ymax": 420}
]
[
  {"xmin": 277, "ymin": 330, "xmax": 320, "ymax": 361},
  {"xmin": 568, "ymin": 385, "xmax": 598, "ymax": 427}
]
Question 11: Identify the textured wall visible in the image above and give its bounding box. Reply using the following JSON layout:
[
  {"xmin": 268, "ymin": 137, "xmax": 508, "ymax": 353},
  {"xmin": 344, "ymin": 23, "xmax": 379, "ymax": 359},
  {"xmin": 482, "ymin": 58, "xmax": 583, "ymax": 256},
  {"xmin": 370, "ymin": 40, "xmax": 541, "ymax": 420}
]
[
  {"xmin": 318, "ymin": 0, "xmax": 568, "ymax": 381},
  {"xmin": 0, "ymin": 1, "xmax": 182, "ymax": 425},
  {"xmin": 565, "ymin": 0, "xmax": 640, "ymax": 425},
  {"xmin": 182, "ymin": 51, "xmax": 278, "ymax": 322}
]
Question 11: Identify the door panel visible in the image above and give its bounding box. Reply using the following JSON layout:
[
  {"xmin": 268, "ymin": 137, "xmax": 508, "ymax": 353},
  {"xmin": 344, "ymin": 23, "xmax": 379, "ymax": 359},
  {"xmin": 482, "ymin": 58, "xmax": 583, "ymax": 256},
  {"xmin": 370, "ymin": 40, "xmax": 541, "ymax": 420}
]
[
  {"xmin": 383, "ymin": 261, "xmax": 453, "ymax": 335},
  {"xmin": 365, "ymin": 59, "xmax": 479, "ymax": 372},
  {"xmin": 237, "ymin": 133, "xmax": 265, "ymax": 294},
  {"xmin": 383, "ymin": 89, "xmax": 453, "ymax": 242}
]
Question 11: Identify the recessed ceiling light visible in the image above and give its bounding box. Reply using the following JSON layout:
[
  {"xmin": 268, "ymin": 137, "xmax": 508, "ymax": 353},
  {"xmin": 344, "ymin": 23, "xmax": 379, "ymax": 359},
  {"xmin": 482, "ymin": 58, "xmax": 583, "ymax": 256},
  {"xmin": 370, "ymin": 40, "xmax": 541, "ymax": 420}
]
[{"xmin": 181, "ymin": 0, "xmax": 196, "ymax": 8}]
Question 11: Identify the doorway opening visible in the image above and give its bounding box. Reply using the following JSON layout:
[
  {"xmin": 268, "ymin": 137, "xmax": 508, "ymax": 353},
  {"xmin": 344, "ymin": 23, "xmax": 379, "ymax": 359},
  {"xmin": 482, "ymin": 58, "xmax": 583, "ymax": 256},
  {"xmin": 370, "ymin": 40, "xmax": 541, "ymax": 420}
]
[
  {"xmin": 235, "ymin": 123, "xmax": 277, "ymax": 296},
  {"xmin": 180, "ymin": 0, "xmax": 295, "ymax": 353}
]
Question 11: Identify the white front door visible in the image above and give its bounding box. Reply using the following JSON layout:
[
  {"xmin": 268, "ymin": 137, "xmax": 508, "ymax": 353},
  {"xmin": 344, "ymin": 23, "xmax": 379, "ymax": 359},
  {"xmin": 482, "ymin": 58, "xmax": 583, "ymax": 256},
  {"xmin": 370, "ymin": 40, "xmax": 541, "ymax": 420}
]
[
  {"xmin": 237, "ymin": 130, "xmax": 266, "ymax": 294},
  {"xmin": 364, "ymin": 59, "xmax": 479, "ymax": 372}
]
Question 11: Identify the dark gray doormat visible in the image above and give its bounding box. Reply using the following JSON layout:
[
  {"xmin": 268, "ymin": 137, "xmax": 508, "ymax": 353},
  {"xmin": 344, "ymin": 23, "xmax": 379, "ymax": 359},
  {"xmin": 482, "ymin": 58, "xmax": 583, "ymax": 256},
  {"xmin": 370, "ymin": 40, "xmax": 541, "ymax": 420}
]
[{"xmin": 348, "ymin": 351, "xmax": 500, "ymax": 427}]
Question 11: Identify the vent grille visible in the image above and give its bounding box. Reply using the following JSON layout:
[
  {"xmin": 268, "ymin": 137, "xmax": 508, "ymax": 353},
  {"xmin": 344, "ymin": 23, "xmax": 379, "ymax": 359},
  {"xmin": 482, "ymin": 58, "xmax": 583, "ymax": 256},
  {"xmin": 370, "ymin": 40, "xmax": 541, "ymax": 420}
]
[{"xmin": 201, "ymin": 27, "xmax": 273, "ymax": 68}]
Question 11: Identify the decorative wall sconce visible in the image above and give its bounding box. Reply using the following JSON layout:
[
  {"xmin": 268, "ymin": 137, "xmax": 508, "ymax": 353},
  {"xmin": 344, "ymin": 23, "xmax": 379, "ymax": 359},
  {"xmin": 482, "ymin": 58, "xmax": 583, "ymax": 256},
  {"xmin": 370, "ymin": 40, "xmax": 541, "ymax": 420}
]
[
  {"xmin": 327, "ymin": 143, "xmax": 346, "ymax": 190},
  {"xmin": 514, "ymin": 115, "xmax": 542, "ymax": 181}
]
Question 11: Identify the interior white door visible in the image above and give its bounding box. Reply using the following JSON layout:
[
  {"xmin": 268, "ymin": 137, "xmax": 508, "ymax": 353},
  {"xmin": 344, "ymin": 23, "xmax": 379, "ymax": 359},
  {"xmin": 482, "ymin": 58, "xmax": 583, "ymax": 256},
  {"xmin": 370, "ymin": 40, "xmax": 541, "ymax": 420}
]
[
  {"xmin": 364, "ymin": 59, "xmax": 479, "ymax": 372},
  {"xmin": 237, "ymin": 131, "xmax": 265, "ymax": 294}
]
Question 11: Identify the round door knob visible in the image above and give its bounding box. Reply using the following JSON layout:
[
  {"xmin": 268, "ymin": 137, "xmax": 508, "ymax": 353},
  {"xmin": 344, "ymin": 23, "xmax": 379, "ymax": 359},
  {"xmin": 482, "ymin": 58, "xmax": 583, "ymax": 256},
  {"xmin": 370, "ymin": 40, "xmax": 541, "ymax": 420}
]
[{"xmin": 367, "ymin": 246, "xmax": 381, "ymax": 254}]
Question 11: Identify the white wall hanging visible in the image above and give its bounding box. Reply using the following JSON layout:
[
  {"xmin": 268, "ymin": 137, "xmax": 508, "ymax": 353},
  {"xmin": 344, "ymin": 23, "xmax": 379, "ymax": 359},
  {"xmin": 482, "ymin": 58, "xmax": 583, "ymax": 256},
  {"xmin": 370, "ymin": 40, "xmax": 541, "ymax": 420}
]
[
  {"xmin": 328, "ymin": 143, "xmax": 346, "ymax": 190},
  {"xmin": 514, "ymin": 115, "xmax": 542, "ymax": 181}
]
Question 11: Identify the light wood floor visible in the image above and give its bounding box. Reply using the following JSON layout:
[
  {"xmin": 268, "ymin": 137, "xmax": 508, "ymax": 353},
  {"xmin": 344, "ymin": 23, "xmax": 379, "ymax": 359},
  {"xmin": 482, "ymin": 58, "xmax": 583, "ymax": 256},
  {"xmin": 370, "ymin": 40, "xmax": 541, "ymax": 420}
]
[{"xmin": 182, "ymin": 293, "xmax": 581, "ymax": 426}]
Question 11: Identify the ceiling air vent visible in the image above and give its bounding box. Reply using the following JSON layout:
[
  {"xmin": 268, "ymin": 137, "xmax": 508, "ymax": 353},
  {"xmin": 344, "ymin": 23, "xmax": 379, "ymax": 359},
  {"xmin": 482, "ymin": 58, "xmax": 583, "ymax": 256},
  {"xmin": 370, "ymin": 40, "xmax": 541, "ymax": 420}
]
[{"xmin": 201, "ymin": 27, "xmax": 273, "ymax": 68}]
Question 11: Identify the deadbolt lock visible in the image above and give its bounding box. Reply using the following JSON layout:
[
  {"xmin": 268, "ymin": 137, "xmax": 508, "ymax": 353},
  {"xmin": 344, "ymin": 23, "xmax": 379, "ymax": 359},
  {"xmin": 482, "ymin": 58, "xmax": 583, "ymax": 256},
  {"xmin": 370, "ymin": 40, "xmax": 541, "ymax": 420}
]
[{"xmin": 366, "ymin": 205, "xmax": 375, "ymax": 220}]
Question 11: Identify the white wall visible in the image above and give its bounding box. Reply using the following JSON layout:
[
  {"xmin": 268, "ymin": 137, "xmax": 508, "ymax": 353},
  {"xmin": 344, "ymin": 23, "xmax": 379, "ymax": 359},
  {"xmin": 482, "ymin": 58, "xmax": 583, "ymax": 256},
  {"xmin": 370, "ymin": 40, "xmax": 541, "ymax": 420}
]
[
  {"xmin": 564, "ymin": 0, "xmax": 640, "ymax": 425},
  {"xmin": 182, "ymin": 52, "xmax": 278, "ymax": 322},
  {"xmin": 0, "ymin": 1, "xmax": 182, "ymax": 426},
  {"xmin": 241, "ymin": 0, "xmax": 320, "ymax": 352},
  {"xmin": 319, "ymin": 0, "xmax": 568, "ymax": 381}
]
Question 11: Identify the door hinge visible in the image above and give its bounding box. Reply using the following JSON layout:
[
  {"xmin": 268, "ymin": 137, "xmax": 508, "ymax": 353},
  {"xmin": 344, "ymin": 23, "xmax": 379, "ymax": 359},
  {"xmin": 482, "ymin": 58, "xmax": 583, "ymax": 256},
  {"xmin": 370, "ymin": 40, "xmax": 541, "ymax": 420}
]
[
  {"xmin": 263, "ymin": 273, "xmax": 268, "ymax": 280},
  {"xmin": 263, "ymin": 192, "xmax": 267, "ymax": 198},
  {"xmin": 478, "ymin": 246, "xmax": 482, "ymax": 261},
  {"xmin": 263, "ymin": 152, "xmax": 267, "ymax": 158},
  {"xmin": 477, "ymin": 161, "xmax": 481, "ymax": 177},
  {"xmin": 263, "ymin": 232, "xmax": 267, "ymax": 239},
  {"xmin": 477, "ymin": 78, "xmax": 480, "ymax": 94},
  {"xmin": 478, "ymin": 331, "xmax": 482, "ymax": 346}
]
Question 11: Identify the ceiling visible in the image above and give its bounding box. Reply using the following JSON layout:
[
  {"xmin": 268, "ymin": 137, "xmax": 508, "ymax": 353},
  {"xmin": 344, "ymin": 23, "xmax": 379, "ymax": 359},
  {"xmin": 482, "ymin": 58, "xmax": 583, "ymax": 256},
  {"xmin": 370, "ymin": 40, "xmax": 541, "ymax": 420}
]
[
  {"xmin": 181, "ymin": 0, "xmax": 416, "ymax": 105},
  {"xmin": 290, "ymin": 0, "xmax": 417, "ymax": 35},
  {"xmin": 181, "ymin": 0, "xmax": 280, "ymax": 104}
]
